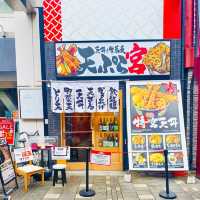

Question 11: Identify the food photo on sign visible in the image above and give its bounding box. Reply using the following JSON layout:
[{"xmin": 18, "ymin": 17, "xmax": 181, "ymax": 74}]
[
  {"xmin": 168, "ymin": 152, "xmax": 184, "ymax": 168},
  {"xmin": 55, "ymin": 41, "xmax": 170, "ymax": 77},
  {"xmin": 132, "ymin": 152, "xmax": 148, "ymax": 168},
  {"xmin": 165, "ymin": 134, "xmax": 182, "ymax": 150},
  {"xmin": 130, "ymin": 82, "xmax": 179, "ymax": 133},
  {"xmin": 148, "ymin": 134, "xmax": 164, "ymax": 151},
  {"xmin": 131, "ymin": 135, "xmax": 146, "ymax": 151}
]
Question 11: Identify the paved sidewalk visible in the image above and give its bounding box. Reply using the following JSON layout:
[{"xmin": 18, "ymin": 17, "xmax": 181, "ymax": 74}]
[{"xmin": 9, "ymin": 172, "xmax": 200, "ymax": 200}]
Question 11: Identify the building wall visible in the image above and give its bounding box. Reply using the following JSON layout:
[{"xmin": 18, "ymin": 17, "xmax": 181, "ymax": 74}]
[
  {"xmin": 0, "ymin": 9, "xmax": 44, "ymax": 136},
  {"xmin": 14, "ymin": 10, "xmax": 44, "ymax": 136}
]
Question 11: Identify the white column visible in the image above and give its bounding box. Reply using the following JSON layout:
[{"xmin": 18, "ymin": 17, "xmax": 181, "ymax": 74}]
[{"xmin": 15, "ymin": 10, "xmax": 44, "ymax": 137}]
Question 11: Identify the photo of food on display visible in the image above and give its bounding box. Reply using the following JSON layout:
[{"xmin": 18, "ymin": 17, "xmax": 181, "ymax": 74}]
[
  {"xmin": 148, "ymin": 134, "xmax": 163, "ymax": 150},
  {"xmin": 56, "ymin": 44, "xmax": 81, "ymax": 76},
  {"xmin": 132, "ymin": 152, "xmax": 148, "ymax": 168},
  {"xmin": 149, "ymin": 152, "xmax": 165, "ymax": 168},
  {"xmin": 143, "ymin": 42, "xmax": 170, "ymax": 75},
  {"xmin": 165, "ymin": 134, "xmax": 182, "ymax": 150},
  {"xmin": 130, "ymin": 82, "xmax": 180, "ymax": 133},
  {"xmin": 168, "ymin": 152, "xmax": 184, "ymax": 168},
  {"xmin": 132, "ymin": 135, "xmax": 146, "ymax": 151}
]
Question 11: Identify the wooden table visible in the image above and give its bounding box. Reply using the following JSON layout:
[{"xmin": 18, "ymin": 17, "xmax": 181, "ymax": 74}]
[{"xmin": 16, "ymin": 165, "xmax": 45, "ymax": 192}]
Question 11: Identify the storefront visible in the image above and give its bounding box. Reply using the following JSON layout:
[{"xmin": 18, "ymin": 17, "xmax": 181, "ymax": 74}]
[
  {"xmin": 42, "ymin": 0, "xmax": 187, "ymax": 171},
  {"xmin": 50, "ymin": 78, "xmax": 122, "ymax": 170},
  {"xmin": 61, "ymin": 94, "xmax": 123, "ymax": 170}
]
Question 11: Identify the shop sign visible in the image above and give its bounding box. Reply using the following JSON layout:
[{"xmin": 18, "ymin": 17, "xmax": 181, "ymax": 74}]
[
  {"xmin": 0, "ymin": 119, "xmax": 15, "ymax": 145},
  {"xmin": 0, "ymin": 138, "xmax": 16, "ymax": 185},
  {"xmin": 14, "ymin": 147, "xmax": 33, "ymax": 164},
  {"xmin": 90, "ymin": 150, "xmax": 111, "ymax": 166},
  {"xmin": 126, "ymin": 80, "xmax": 188, "ymax": 171},
  {"xmin": 51, "ymin": 81, "xmax": 119, "ymax": 113},
  {"xmin": 55, "ymin": 41, "xmax": 170, "ymax": 77},
  {"xmin": 52, "ymin": 146, "xmax": 70, "ymax": 160}
]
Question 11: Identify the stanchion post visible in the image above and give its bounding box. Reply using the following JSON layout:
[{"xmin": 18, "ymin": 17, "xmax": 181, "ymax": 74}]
[
  {"xmin": 79, "ymin": 148, "xmax": 95, "ymax": 197},
  {"xmin": 85, "ymin": 147, "xmax": 89, "ymax": 192},
  {"xmin": 159, "ymin": 149, "xmax": 177, "ymax": 199}
]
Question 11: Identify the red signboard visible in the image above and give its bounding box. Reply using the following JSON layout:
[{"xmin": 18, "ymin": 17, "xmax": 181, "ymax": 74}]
[{"xmin": 0, "ymin": 119, "xmax": 15, "ymax": 145}]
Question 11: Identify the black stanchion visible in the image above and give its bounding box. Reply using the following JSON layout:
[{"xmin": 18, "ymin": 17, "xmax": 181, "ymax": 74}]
[
  {"xmin": 159, "ymin": 150, "xmax": 177, "ymax": 199},
  {"xmin": 79, "ymin": 148, "xmax": 95, "ymax": 197}
]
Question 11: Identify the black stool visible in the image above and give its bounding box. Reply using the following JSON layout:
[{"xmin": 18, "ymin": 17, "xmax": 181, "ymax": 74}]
[{"xmin": 52, "ymin": 165, "xmax": 67, "ymax": 186}]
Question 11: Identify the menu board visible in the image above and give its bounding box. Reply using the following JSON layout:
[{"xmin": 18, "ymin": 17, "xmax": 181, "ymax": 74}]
[
  {"xmin": 126, "ymin": 80, "xmax": 188, "ymax": 171},
  {"xmin": 0, "ymin": 139, "xmax": 16, "ymax": 185}
]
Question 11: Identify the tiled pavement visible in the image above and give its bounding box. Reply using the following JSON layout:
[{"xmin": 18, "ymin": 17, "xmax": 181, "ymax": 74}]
[{"xmin": 7, "ymin": 172, "xmax": 200, "ymax": 200}]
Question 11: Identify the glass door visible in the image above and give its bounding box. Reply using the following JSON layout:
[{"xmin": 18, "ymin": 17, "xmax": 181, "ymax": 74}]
[{"xmin": 64, "ymin": 113, "xmax": 92, "ymax": 162}]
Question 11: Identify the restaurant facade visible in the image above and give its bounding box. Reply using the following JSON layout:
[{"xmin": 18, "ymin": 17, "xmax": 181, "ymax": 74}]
[{"xmin": 41, "ymin": 0, "xmax": 191, "ymax": 171}]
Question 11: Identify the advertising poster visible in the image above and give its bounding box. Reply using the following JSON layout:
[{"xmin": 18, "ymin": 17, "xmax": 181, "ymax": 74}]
[
  {"xmin": 126, "ymin": 80, "xmax": 188, "ymax": 171},
  {"xmin": 90, "ymin": 150, "xmax": 111, "ymax": 166},
  {"xmin": 0, "ymin": 119, "xmax": 15, "ymax": 145},
  {"xmin": 0, "ymin": 139, "xmax": 16, "ymax": 185},
  {"xmin": 55, "ymin": 41, "xmax": 170, "ymax": 77},
  {"xmin": 14, "ymin": 147, "xmax": 33, "ymax": 164}
]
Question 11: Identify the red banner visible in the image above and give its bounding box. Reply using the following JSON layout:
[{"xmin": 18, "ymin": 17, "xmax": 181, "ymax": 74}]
[
  {"xmin": 163, "ymin": 0, "xmax": 181, "ymax": 39},
  {"xmin": 0, "ymin": 119, "xmax": 15, "ymax": 145}
]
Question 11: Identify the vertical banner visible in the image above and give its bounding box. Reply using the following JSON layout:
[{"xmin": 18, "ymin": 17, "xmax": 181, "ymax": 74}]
[
  {"xmin": 74, "ymin": 86, "xmax": 85, "ymax": 112},
  {"xmin": 85, "ymin": 86, "xmax": 96, "ymax": 112},
  {"xmin": 63, "ymin": 85, "xmax": 74, "ymax": 113},
  {"xmin": 51, "ymin": 82, "xmax": 63, "ymax": 113},
  {"xmin": 97, "ymin": 86, "xmax": 107, "ymax": 112},
  {"xmin": 126, "ymin": 80, "xmax": 188, "ymax": 171},
  {"xmin": 108, "ymin": 83, "xmax": 119, "ymax": 112},
  {"xmin": 0, "ymin": 119, "xmax": 15, "ymax": 145}
]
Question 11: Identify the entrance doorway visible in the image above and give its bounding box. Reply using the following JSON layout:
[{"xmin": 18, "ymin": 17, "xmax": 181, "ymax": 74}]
[
  {"xmin": 65, "ymin": 113, "xmax": 92, "ymax": 162},
  {"xmin": 61, "ymin": 90, "xmax": 123, "ymax": 170}
]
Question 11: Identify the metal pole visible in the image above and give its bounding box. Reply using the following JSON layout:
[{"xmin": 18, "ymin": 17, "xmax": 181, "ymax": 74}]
[
  {"xmin": 79, "ymin": 148, "xmax": 95, "ymax": 197},
  {"xmin": 164, "ymin": 150, "xmax": 169, "ymax": 194},
  {"xmin": 159, "ymin": 150, "xmax": 177, "ymax": 199},
  {"xmin": 86, "ymin": 148, "xmax": 89, "ymax": 192}
]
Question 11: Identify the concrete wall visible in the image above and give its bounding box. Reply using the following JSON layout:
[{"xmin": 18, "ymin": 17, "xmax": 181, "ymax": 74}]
[
  {"xmin": 0, "ymin": 10, "xmax": 44, "ymax": 136},
  {"xmin": 14, "ymin": 10, "xmax": 44, "ymax": 136}
]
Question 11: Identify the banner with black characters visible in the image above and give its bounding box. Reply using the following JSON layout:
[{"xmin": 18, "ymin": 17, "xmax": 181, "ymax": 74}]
[
  {"xmin": 126, "ymin": 80, "xmax": 188, "ymax": 171},
  {"xmin": 55, "ymin": 41, "xmax": 170, "ymax": 77},
  {"xmin": 51, "ymin": 81, "xmax": 119, "ymax": 113}
]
